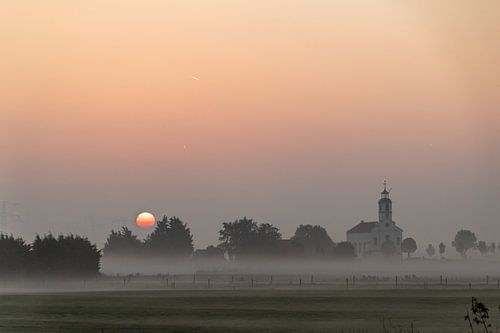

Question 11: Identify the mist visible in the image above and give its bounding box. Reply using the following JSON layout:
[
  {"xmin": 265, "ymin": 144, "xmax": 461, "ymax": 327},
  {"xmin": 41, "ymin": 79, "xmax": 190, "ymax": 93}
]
[{"xmin": 1, "ymin": 1, "xmax": 499, "ymax": 252}]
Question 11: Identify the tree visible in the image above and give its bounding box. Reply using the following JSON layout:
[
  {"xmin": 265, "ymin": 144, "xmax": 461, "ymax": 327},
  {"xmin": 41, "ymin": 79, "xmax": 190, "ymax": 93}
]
[
  {"xmin": 380, "ymin": 239, "xmax": 397, "ymax": 258},
  {"xmin": 331, "ymin": 241, "xmax": 356, "ymax": 260},
  {"xmin": 490, "ymin": 242, "xmax": 496, "ymax": 255},
  {"xmin": 32, "ymin": 234, "xmax": 101, "ymax": 276},
  {"xmin": 103, "ymin": 227, "xmax": 143, "ymax": 257},
  {"xmin": 145, "ymin": 216, "xmax": 194, "ymax": 258},
  {"xmin": 166, "ymin": 217, "xmax": 195, "ymax": 257},
  {"xmin": 218, "ymin": 217, "xmax": 281, "ymax": 260},
  {"xmin": 290, "ymin": 224, "xmax": 334, "ymax": 258},
  {"xmin": 426, "ymin": 244, "xmax": 435, "ymax": 258},
  {"xmin": 218, "ymin": 217, "xmax": 258, "ymax": 260},
  {"xmin": 401, "ymin": 237, "xmax": 417, "ymax": 258},
  {"xmin": 0, "ymin": 234, "xmax": 32, "ymax": 276},
  {"xmin": 452, "ymin": 230, "xmax": 477, "ymax": 258},
  {"xmin": 438, "ymin": 242, "xmax": 446, "ymax": 258},
  {"xmin": 31, "ymin": 234, "xmax": 62, "ymax": 275},
  {"xmin": 256, "ymin": 223, "xmax": 282, "ymax": 256},
  {"xmin": 477, "ymin": 241, "xmax": 489, "ymax": 256}
]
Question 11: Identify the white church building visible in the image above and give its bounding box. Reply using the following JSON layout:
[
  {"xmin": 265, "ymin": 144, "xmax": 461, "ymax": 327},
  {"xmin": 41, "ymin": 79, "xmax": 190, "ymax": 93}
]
[{"xmin": 346, "ymin": 182, "xmax": 403, "ymax": 256}]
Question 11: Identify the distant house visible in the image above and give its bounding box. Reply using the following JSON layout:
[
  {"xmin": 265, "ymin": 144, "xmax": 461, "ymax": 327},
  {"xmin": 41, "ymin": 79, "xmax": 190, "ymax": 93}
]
[
  {"xmin": 275, "ymin": 239, "xmax": 304, "ymax": 258},
  {"xmin": 193, "ymin": 245, "xmax": 226, "ymax": 261},
  {"xmin": 346, "ymin": 182, "xmax": 403, "ymax": 257}
]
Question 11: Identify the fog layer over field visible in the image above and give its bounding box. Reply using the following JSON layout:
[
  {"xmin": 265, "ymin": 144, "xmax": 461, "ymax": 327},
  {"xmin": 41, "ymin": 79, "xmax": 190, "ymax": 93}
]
[{"xmin": 102, "ymin": 256, "xmax": 500, "ymax": 279}]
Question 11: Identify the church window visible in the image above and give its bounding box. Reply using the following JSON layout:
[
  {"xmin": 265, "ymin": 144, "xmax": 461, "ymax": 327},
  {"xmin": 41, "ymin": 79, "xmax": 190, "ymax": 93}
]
[{"xmin": 386, "ymin": 204, "xmax": 390, "ymax": 210}]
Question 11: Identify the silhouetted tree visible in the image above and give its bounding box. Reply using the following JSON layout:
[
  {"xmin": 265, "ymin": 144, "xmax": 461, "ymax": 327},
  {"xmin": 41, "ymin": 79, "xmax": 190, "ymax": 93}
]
[
  {"xmin": 32, "ymin": 234, "xmax": 61, "ymax": 275},
  {"xmin": 401, "ymin": 237, "xmax": 417, "ymax": 258},
  {"xmin": 103, "ymin": 227, "xmax": 143, "ymax": 257},
  {"xmin": 489, "ymin": 242, "xmax": 496, "ymax": 255},
  {"xmin": 32, "ymin": 234, "xmax": 101, "ymax": 276},
  {"xmin": 477, "ymin": 241, "xmax": 489, "ymax": 256},
  {"xmin": 218, "ymin": 217, "xmax": 258, "ymax": 260},
  {"xmin": 426, "ymin": 244, "xmax": 435, "ymax": 258},
  {"xmin": 145, "ymin": 216, "xmax": 194, "ymax": 258},
  {"xmin": 439, "ymin": 242, "xmax": 446, "ymax": 258},
  {"xmin": 166, "ymin": 216, "xmax": 195, "ymax": 257},
  {"xmin": 452, "ymin": 230, "xmax": 477, "ymax": 258},
  {"xmin": 256, "ymin": 223, "xmax": 282, "ymax": 256},
  {"xmin": 380, "ymin": 239, "xmax": 397, "ymax": 258},
  {"xmin": 218, "ymin": 217, "xmax": 281, "ymax": 260},
  {"xmin": 331, "ymin": 241, "xmax": 356, "ymax": 260},
  {"xmin": 0, "ymin": 234, "xmax": 32, "ymax": 276},
  {"xmin": 291, "ymin": 224, "xmax": 334, "ymax": 258}
]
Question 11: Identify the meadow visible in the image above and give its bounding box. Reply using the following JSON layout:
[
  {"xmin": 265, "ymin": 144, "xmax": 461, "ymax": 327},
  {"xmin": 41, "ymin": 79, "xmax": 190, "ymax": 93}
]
[{"xmin": 1, "ymin": 287, "xmax": 500, "ymax": 333}]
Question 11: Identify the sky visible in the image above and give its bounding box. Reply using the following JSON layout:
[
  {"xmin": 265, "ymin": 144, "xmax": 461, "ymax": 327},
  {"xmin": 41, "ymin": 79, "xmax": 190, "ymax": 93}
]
[{"xmin": 0, "ymin": 0, "xmax": 499, "ymax": 251}]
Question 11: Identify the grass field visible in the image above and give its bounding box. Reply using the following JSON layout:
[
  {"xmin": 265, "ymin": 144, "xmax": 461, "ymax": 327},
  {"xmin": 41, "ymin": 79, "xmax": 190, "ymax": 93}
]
[{"xmin": 1, "ymin": 289, "xmax": 500, "ymax": 332}]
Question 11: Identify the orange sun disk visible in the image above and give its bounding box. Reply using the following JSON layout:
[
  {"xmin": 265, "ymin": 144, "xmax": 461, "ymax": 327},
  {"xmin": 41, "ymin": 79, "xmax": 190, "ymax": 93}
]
[{"xmin": 136, "ymin": 212, "xmax": 156, "ymax": 228}]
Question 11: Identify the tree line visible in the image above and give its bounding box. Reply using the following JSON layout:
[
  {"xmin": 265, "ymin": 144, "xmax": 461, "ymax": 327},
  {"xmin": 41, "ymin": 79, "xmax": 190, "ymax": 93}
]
[
  {"xmin": 104, "ymin": 216, "xmax": 356, "ymax": 261},
  {"xmin": 0, "ymin": 234, "xmax": 100, "ymax": 277},
  {"xmin": 1, "ymin": 217, "xmax": 495, "ymax": 278},
  {"xmin": 400, "ymin": 229, "xmax": 497, "ymax": 259},
  {"xmin": 104, "ymin": 216, "xmax": 194, "ymax": 258}
]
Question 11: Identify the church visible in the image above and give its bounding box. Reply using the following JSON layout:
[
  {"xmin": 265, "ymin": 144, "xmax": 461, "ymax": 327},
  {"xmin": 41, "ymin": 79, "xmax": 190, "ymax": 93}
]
[{"xmin": 346, "ymin": 182, "xmax": 403, "ymax": 257}]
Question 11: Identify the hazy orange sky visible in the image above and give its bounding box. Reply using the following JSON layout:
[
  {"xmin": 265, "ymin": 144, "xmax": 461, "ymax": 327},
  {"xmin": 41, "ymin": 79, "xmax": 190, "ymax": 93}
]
[{"xmin": 1, "ymin": 1, "xmax": 499, "ymax": 251}]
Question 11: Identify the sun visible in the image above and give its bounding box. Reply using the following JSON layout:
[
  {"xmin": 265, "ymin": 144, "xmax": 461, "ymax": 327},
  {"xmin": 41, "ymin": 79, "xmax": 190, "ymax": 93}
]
[{"xmin": 136, "ymin": 212, "xmax": 156, "ymax": 228}]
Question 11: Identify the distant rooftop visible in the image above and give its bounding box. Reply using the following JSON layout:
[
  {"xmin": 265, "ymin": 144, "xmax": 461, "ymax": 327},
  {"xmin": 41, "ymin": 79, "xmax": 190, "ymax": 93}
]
[{"xmin": 346, "ymin": 221, "xmax": 377, "ymax": 234}]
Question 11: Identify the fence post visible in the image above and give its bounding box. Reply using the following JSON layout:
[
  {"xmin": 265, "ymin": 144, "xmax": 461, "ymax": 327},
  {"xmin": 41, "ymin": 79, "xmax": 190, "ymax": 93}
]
[
  {"xmin": 299, "ymin": 279, "xmax": 302, "ymax": 289},
  {"xmin": 395, "ymin": 276, "xmax": 398, "ymax": 289},
  {"xmin": 346, "ymin": 278, "xmax": 349, "ymax": 289}
]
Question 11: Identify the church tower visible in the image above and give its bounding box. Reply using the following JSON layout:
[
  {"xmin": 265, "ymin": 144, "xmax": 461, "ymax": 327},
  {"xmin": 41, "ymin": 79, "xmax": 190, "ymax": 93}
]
[{"xmin": 378, "ymin": 180, "xmax": 392, "ymax": 223}]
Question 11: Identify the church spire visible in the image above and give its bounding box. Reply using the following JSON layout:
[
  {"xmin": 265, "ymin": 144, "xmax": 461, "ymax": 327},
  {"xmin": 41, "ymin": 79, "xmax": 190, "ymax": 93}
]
[
  {"xmin": 379, "ymin": 180, "xmax": 392, "ymax": 222},
  {"xmin": 381, "ymin": 180, "xmax": 390, "ymax": 199}
]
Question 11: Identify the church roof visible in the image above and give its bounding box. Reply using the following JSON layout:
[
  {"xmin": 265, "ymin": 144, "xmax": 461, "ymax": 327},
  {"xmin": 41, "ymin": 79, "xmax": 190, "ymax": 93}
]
[{"xmin": 347, "ymin": 221, "xmax": 378, "ymax": 234}]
